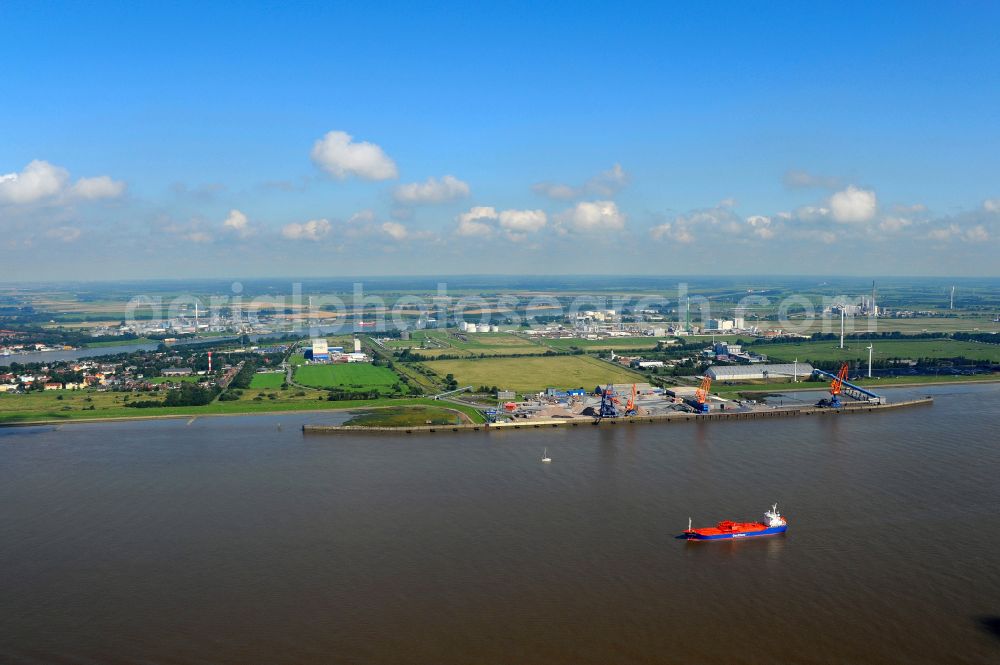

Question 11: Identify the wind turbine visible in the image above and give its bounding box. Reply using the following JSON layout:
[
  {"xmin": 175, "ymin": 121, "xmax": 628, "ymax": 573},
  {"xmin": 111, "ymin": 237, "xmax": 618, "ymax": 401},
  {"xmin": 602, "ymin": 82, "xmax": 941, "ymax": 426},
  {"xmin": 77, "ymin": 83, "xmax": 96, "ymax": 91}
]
[{"xmin": 866, "ymin": 344, "xmax": 873, "ymax": 378}]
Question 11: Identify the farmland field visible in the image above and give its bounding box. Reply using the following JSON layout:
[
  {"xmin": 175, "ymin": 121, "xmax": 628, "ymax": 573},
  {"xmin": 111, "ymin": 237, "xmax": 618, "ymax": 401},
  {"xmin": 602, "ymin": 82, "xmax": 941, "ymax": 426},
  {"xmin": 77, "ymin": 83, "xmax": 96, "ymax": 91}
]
[
  {"xmin": 747, "ymin": 338, "xmax": 1000, "ymax": 364},
  {"xmin": 294, "ymin": 363, "xmax": 401, "ymax": 390},
  {"xmin": 249, "ymin": 372, "xmax": 285, "ymax": 389},
  {"xmin": 422, "ymin": 355, "xmax": 646, "ymax": 392}
]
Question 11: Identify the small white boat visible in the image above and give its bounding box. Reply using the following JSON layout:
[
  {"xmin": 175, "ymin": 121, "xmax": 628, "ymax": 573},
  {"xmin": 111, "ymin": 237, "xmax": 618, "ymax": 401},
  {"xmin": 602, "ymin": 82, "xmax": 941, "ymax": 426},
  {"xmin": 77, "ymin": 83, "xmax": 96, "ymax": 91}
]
[{"xmin": 541, "ymin": 448, "xmax": 551, "ymax": 463}]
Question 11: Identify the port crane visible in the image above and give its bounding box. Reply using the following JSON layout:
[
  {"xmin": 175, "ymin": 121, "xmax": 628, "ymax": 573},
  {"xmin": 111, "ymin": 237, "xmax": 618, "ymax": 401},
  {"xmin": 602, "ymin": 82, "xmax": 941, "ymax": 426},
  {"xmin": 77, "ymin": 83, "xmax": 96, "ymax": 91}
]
[
  {"xmin": 824, "ymin": 362, "xmax": 849, "ymax": 408},
  {"xmin": 814, "ymin": 362, "xmax": 884, "ymax": 407},
  {"xmin": 596, "ymin": 383, "xmax": 619, "ymax": 420},
  {"xmin": 623, "ymin": 383, "xmax": 638, "ymax": 416},
  {"xmin": 686, "ymin": 375, "xmax": 712, "ymax": 413}
]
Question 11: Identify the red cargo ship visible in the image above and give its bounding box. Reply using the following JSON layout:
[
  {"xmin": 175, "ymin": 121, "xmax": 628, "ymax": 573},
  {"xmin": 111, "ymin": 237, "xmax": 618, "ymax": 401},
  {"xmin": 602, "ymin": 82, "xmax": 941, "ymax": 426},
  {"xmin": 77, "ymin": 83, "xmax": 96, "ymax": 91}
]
[{"xmin": 684, "ymin": 504, "xmax": 787, "ymax": 540}]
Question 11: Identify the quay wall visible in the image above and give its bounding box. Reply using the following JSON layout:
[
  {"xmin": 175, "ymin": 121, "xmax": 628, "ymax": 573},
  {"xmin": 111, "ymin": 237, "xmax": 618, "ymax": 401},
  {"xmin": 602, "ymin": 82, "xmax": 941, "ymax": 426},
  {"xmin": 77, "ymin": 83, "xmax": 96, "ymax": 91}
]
[{"xmin": 302, "ymin": 397, "xmax": 934, "ymax": 435}]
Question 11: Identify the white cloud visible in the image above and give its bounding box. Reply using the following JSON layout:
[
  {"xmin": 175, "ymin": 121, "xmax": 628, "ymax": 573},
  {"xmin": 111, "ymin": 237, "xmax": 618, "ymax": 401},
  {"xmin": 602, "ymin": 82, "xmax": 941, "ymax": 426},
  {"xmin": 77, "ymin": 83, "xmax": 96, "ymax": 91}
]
[
  {"xmin": 222, "ymin": 209, "xmax": 254, "ymax": 238},
  {"xmin": 348, "ymin": 209, "xmax": 376, "ymax": 224},
  {"xmin": 0, "ymin": 160, "xmax": 69, "ymax": 204},
  {"xmin": 457, "ymin": 206, "xmax": 497, "ymax": 225},
  {"xmin": 0, "ymin": 160, "xmax": 126, "ymax": 206},
  {"xmin": 926, "ymin": 224, "xmax": 960, "ymax": 241},
  {"xmin": 498, "ymin": 209, "xmax": 547, "ymax": 233},
  {"xmin": 984, "ymin": 199, "xmax": 1000, "ymax": 213},
  {"xmin": 558, "ymin": 200, "xmax": 625, "ymax": 232},
  {"xmin": 745, "ymin": 215, "xmax": 775, "ymax": 239},
  {"xmin": 71, "ymin": 175, "xmax": 126, "ymax": 200},
  {"xmin": 310, "ymin": 130, "xmax": 398, "ymax": 180},
  {"xmin": 648, "ymin": 203, "xmax": 744, "ymax": 244},
  {"xmin": 381, "ymin": 221, "xmax": 408, "ymax": 240},
  {"xmin": 879, "ymin": 216, "xmax": 912, "ymax": 233},
  {"xmin": 454, "ymin": 206, "xmax": 547, "ymax": 240},
  {"xmin": 282, "ymin": 218, "xmax": 332, "ymax": 240},
  {"xmin": 185, "ymin": 231, "xmax": 213, "ymax": 244},
  {"xmin": 829, "ymin": 186, "xmax": 877, "ymax": 223},
  {"xmin": 45, "ymin": 226, "xmax": 82, "ymax": 242},
  {"xmin": 533, "ymin": 163, "xmax": 629, "ymax": 200},
  {"xmin": 965, "ymin": 225, "xmax": 989, "ymax": 242},
  {"xmin": 393, "ymin": 175, "xmax": 470, "ymax": 204},
  {"xmin": 650, "ymin": 222, "xmax": 693, "ymax": 244},
  {"xmin": 456, "ymin": 206, "xmax": 497, "ymax": 237},
  {"xmin": 586, "ymin": 163, "xmax": 629, "ymax": 197},
  {"xmin": 783, "ymin": 170, "xmax": 841, "ymax": 190},
  {"xmin": 794, "ymin": 205, "xmax": 831, "ymax": 222},
  {"xmin": 531, "ymin": 182, "xmax": 577, "ymax": 200}
]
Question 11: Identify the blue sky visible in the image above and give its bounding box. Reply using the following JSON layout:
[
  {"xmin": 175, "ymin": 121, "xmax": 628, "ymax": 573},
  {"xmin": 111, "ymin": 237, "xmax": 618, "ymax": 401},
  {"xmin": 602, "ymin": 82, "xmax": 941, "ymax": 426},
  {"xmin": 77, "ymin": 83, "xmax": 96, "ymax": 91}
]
[{"xmin": 1, "ymin": 1, "xmax": 998, "ymax": 279}]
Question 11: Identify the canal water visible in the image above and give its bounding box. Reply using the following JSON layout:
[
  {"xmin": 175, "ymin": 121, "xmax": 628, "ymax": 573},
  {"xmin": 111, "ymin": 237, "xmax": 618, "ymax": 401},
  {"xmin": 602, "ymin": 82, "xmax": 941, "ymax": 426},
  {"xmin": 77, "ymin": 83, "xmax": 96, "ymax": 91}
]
[{"xmin": 1, "ymin": 384, "xmax": 998, "ymax": 664}]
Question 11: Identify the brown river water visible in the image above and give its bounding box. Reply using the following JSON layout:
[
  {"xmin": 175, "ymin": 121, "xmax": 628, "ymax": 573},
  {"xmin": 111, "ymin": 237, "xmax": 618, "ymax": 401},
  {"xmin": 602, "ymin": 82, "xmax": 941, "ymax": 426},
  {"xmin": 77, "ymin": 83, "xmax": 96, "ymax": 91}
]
[{"xmin": 1, "ymin": 384, "xmax": 999, "ymax": 664}]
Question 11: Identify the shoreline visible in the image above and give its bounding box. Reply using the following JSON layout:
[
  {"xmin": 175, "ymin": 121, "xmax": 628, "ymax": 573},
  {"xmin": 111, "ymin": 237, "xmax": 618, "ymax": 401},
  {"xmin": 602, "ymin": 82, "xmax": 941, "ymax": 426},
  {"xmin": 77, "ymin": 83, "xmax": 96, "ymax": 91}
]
[
  {"xmin": 0, "ymin": 407, "xmax": 352, "ymax": 428},
  {"xmin": 1, "ymin": 376, "xmax": 994, "ymax": 428},
  {"xmin": 0, "ymin": 402, "xmax": 473, "ymax": 428},
  {"xmin": 304, "ymin": 397, "xmax": 935, "ymax": 435}
]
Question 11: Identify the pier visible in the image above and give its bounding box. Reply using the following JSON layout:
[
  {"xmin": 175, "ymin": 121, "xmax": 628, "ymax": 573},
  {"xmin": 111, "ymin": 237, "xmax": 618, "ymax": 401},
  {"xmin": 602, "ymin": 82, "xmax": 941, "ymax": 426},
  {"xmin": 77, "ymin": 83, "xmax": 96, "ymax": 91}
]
[{"xmin": 302, "ymin": 396, "xmax": 934, "ymax": 435}]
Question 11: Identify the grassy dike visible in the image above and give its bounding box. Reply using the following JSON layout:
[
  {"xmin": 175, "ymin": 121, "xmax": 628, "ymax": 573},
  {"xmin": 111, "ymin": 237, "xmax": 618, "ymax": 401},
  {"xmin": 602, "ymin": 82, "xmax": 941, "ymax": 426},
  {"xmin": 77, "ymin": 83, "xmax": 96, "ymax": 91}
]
[{"xmin": 0, "ymin": 392, "xmax": 486, "ymax": 426}]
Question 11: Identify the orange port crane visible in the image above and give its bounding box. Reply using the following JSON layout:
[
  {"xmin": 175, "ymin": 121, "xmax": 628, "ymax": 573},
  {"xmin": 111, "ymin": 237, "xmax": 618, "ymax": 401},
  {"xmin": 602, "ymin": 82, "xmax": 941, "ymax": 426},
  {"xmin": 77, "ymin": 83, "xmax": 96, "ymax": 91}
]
[
  {"xmin": 689, "ymin": 375, "xmax": 712, "ymax": 413},
  {"xmin": 827, "ymin": 362, "xmax": 849, "ymax": 407},
  {"xmin": 624, "ymin": 383, "xmax": 638, "ymax": 415},
  {"xmin": 695, "ymin": 375, "xmax": 712, "ymax": 404}
]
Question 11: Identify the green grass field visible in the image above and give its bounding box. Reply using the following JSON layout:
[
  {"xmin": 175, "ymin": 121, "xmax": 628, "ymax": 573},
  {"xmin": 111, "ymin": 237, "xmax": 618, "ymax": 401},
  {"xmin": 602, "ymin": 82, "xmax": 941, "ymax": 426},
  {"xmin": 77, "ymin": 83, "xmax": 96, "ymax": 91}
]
[
  {"xmin": 146, "ymin": 375, "xmax": 201, "ymax": 384},
  {"xmin": 294, "ymin": 363, "xmax": 401, "ymax": 390},
  {"xmin": 249, "ymin": 372, "xmax": 286, "ymax": 389},
  {"xmin": 748, "ymin": 338, "xmax": 1000, "ymax": 364},
  {"xmin": 0, "ymin": 388, "xmax": 485, "ymax": 424},
  {"xmin": 423, "ymin": 355, "xmax": 646, "ymax": 392},
  {"xmin": 344, "ymin": 405, "xmax": 470, "ymax": 427}
]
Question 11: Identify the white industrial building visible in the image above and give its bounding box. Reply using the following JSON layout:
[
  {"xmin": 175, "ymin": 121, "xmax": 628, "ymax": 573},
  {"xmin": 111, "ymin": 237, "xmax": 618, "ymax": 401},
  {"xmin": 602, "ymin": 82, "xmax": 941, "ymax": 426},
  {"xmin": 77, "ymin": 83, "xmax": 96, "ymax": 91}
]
[
  {"xmin": 707, "ymin": 319, "xmax": 735, "ymax": 331},
  {"xmin": 311, "ymin": 338, "xmax": 329, "ymax": 361},
  {"xmin": 706, "ymin": 317, "xmax": 747, "ymax": 331},
  {"xmin": 706, "ymin": 363, "xmax": 815, "ymax": 381},
  {"xmin": 458, "ymin": 321, "xmax": 500, "ymax": 333}
]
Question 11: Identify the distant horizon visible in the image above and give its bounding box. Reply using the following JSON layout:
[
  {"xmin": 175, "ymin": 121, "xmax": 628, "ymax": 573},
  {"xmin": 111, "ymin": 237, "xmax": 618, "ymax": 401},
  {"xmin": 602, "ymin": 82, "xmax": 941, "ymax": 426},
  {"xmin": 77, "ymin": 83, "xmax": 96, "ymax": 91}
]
[{"xmin": 2, "ymin": 273, "xmax": 998, "ymax": 289}]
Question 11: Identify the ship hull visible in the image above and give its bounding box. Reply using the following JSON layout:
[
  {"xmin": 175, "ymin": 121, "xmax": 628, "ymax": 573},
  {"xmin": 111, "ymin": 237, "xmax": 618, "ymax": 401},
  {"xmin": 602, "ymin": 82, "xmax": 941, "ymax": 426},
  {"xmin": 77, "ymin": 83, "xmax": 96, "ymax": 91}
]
[{"xmin": 685, "ymin": 525, "xmax": 787, "ymax": 540}]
